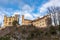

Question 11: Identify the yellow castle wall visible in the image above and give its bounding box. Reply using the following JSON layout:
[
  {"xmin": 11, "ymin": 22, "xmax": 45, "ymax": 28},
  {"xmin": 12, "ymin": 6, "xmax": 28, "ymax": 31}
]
[
  {"xmin": 32, "ymin": 15, "xmax": 51, "ymax": 28},
  {"xmin": 4, "ymin": 15, "xmax": 19, "ymax": 27},
  {"xmin": 22, "ymin": 15, "xmax": 51, "ymax": 28},
  {"xmin": 22, "ymin": 15, "xmax": 32, "ymax": 25}
]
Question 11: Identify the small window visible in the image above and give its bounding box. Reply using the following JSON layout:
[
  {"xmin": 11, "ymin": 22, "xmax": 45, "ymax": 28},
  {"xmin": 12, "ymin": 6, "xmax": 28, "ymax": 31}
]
[
  {"xmin": 40, "ymin": 22, "xmax": 41, "ymax": 23},
  {"xmin": 40, "ymin": 25, "xmax": 41, "ymax": 26},
  {"xmin": 5, "ymin": 19, "xmax": 7, "ymax": 21},
  {"xmin": 5, "ymin": 22, "xmax": 7, "ymax": 24},
  {"xmin": 9, "ymin": 22, "xmax": 11, "ymax": 25},
  {"xmin": 9, "ymin": 18, "xmax": 11, "ymax": 21},
  {"xmin": 42, "ymin": 23, "xmax": 44, "ymax": 25},
  {"xmin": 37, "ymin": 23, "xmax": 38, "ymax": 24},
  {"xmin": 43, "ymin": 20, "xmax": 44, "ymax": 22}
]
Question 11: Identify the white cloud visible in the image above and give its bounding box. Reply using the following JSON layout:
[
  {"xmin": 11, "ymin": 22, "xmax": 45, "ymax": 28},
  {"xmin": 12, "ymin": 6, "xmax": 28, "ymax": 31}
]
[
  {"xmin": 12, "ymin": 4, "xmax": 42, "ymax": 24},
  {"xmin": 13, "ymin": 5, "xmax": 34, "ymax": 19},
  {"xmin": 32, "ymin": 13, "xmax": 43, "ymax": 18},
  {"xmin": 39, "ymin": 0, "xmax": 60, "ymax": 15},
  {"xmin": 0, "ymin": 7, "xmax": 13, "ymax": 26},
  {"xmin": 13, "ymin": 4, "xmax": 42, "ymax": 20},
  {"xmin": 12, "ymin": 11, "xmax": 20, "ymax": 16},
  {"xmin": 44, "ymin": 0, "xmax": 60, "ymax": 7},
  {"xmin": 21, "ymin": 5, "xmax": 34, "ymax": 13},
  {"xmin": 23, "ymin": 11, "xmax": 34, "ymax": 20}
]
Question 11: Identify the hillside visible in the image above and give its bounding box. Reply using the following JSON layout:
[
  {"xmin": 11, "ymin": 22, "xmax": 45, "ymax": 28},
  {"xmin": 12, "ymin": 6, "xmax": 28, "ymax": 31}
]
[{"xmin": 0, "ymin": 25, "xmax": 60, "ymax": 40}]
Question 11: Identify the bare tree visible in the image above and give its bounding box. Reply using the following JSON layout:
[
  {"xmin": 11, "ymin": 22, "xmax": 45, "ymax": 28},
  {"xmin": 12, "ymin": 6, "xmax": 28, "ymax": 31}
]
[{"xmin": 47, "ymin": 6, "xmax": 60, "ymax": 26}]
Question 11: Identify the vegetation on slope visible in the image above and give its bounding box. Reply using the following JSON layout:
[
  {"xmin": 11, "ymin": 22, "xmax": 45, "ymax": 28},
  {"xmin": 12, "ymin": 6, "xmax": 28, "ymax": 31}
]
[{"xmin": 0, "ymin": 25, "xmax": 60, "ymax": 40}]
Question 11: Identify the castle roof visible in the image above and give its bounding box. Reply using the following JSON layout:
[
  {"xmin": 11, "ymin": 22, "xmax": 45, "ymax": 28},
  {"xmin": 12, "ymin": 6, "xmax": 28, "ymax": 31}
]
[
  {"xmin": 24, "ymin": 19, "xmax": 33, "ymax": 21},
  {"xmin": 32, "ymin": 14, "xmax": 50, "ymax": 22}
]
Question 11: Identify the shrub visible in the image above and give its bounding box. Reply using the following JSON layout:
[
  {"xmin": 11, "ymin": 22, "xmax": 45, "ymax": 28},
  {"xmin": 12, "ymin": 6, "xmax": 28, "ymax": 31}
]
[
  {"xmin": 12, "ymin": 20, "xmax": 19, "ymax": 26},
  {"xmin": 49, "ymin": 26, "xmax": 57, "ymax": 35}
]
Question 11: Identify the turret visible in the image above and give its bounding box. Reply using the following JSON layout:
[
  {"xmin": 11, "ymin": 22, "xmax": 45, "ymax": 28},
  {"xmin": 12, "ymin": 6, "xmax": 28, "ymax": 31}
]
[
  {"xmin": 4, "ymin": 15, "xmax": 7, "ymax": 19},
  {"xmin": 4, "ymin": 15, "xmax": 7, "ymax": 26},
  {"xmin": 15, "ymin": 14, "xmax": 20, "ymax": 22},
  {"xmin": 22, "ymin": 15, "xmax": 24, "ymax": 25}
]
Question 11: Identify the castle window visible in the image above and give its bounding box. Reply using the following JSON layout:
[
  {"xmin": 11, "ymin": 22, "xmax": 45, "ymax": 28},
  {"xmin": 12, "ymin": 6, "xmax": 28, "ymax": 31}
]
[
  {"xmin": 40, "ymin": 22, "xmax": 41, "ymax": 23},
  {"xmin": 42, "ymin": 20, "xmax": 44, "ymax": 22},
  {"xmin": 9, "ymin": 18, "xmax": 11, "ymax": 21},
  {"xmin": 42, "ymin": 23, "xmax": 44, "ymax": 25},
  {"xmin": 9, "ymin": 22, "xmax": 11, "ymax": 25},
  {"xmin": 5, "ymin": 19, "xmax": 7, "ymax": 21},
  {"xmin": 40, "ymin": 25, "xmax": 41, "ymax": 26},
  {"xmin": 37, "ymin": 23, "xmax": 38, "ymax": 24},
  {"xmin": 5, "ymin": 22, "xmax": 7, "ymax": 24}
]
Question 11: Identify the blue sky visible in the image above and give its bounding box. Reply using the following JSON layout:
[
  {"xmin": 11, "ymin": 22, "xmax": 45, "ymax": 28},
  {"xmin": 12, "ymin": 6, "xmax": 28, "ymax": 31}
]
[
  {"xmin": 0, "ymin": 0, "xmax": 60, "ymax": 26},
  {"xmin": 0, "ymin": 0, "xmax": 49, "ymax": 16}
]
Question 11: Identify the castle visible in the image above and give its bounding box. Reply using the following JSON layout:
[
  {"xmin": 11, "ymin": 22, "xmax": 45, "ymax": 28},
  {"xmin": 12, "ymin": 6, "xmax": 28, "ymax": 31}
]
[
  {"xmin": 3, "ymin": 14, "xmax": 19, "ymax": 27},
  {"xmin": 22, "ymin": 14, "xmax": 52, "ymax": 28},
  {"xmin": 3, "ymin": 14, "xmax": 52, "ymax": 28}
]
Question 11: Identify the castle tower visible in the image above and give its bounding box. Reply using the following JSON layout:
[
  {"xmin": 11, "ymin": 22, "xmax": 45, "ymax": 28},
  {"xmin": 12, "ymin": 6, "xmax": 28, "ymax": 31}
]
[
  {"xmin": 4, "ymin": 15, "xmax": 7, "ymax": 27},
  {"xmin": 22, "ymin": 15, "xmax": 24, "ymax": 25},
  {"xmin": 15, "ymin": 14, "xmax": 20, "ymax": 22},
  {"xmin": 3, "ymin": 14, "xmax": 20, "ymax": 27}
]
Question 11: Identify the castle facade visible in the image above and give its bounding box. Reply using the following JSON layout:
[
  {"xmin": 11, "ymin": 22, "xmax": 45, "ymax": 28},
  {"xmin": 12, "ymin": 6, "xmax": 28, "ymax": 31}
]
[
  {"xmin": 3, "ymin": 14, "xmax": 19, "ymax": 27},
  {"xmin": 3, "ymin": 14, "xmax": 52, "ymax": 28},
  {"xmin": 22, "ymin": 14, "xmax": 52, "ymax": 28}
]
